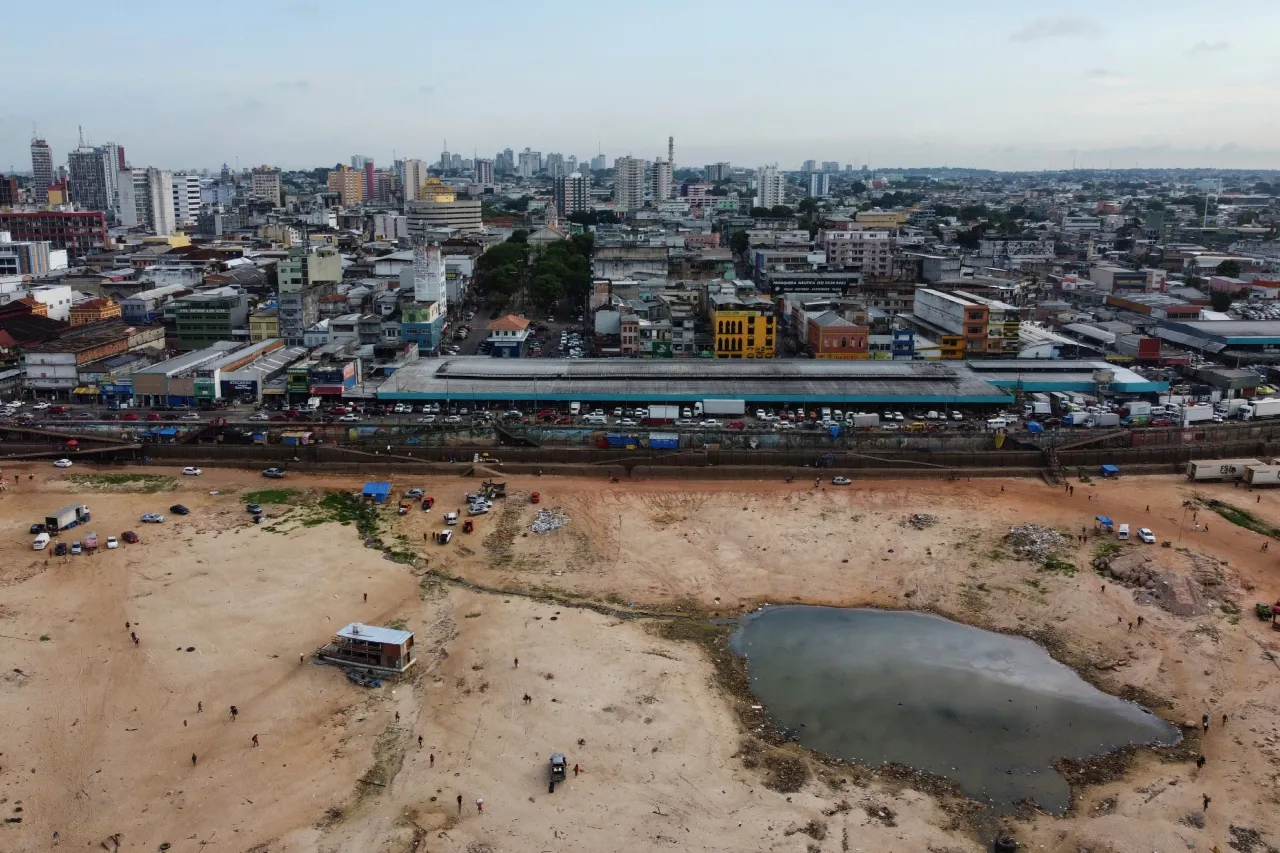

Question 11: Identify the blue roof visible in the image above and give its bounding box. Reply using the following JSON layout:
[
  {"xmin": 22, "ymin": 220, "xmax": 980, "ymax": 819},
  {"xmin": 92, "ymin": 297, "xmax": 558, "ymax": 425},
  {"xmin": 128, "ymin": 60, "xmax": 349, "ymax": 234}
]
[{"xmin": 362, "ymin": 481, "xmax": 392, "ymax": 497}]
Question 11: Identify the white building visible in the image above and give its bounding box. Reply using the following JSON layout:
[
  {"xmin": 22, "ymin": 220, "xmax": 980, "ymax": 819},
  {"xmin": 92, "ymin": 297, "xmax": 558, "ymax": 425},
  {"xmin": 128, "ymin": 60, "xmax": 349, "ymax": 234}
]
[
  {"xmin": 554, "ymin": 173, "xmax": 588, "ymax": 216},
  {"xmin": 473, "ymin": 158, "xmax": 494, "ymax": 188},
  {"xmin": 756, "ymin": 165, "xmax": 785, "ymax": 209},
  {"xmin": 615, "ymin": 156, "xmax": 646, "ymax": 211},
  {"xmin": 116, "ymin": 169, "xmax": 138, "ymax": 228},
  {"xmin": 807, "ymin": 172, "xmax": 830, "ymax": 198},
  {"xmin": 652, "ymin": 159, "xmax": 672, "ymax": 202},
  {"xmin": 171, "ymin": 173, "xmax": 202, "ymax": 226},
  {"xmin": 819, "ymin": 229, "xmax": 893, "ymax": 277},
  {"xmin": 401, "ymin": 159, "xmax": 429, "ymax": 200},
  {"xmin": 29, "ymin": 283, "xmax": 74, "ymax": 321},
  {"xmin": 133, "ymin": 168, "xmax": 175, "ymax": 236}
]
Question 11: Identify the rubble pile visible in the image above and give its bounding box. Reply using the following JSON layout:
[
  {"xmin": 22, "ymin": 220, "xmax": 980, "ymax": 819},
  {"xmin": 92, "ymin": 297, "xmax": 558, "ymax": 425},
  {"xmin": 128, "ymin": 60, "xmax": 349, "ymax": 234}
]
[
  {"xmin": 530, "ymin": 508, "xmax": 569, "ymax": 534},
  {"xmin": 1004, "ymin": 524, "xmax": 1069, "ymax": 561},
  {"xmin": 904, "ymin": 514, "xmax": 937, "ymax": 530}
]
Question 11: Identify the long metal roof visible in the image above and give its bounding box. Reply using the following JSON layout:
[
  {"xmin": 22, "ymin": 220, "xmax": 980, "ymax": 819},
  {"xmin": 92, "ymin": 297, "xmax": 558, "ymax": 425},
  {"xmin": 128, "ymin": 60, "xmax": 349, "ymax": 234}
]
[{"xmin": 376, "ymin": 356, "xmax": 1014, "ymax": 404}]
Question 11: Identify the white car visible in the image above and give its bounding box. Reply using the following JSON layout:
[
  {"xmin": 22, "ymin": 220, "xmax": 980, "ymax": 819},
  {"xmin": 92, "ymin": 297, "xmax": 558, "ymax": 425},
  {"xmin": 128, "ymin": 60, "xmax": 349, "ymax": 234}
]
[
  {"xmin": 1137, "ymin": 527, "xmax": 1157, "ymax": 544},
  {"xmin": 698, "ymin": 419, "xmax": 722, "ymax": 428},
  {"xmin": 182, "ymin": 466, "xmax": 202, "ymax": 476},
  {"xmin": 140, "ymin": 513, "xmax": 165, "ymax": 523},
  {"xmin": 832, "ymin": 476, "xmax": 852, "ymax": 486},
  {"xmin": 675, "ymin": 418, "xmax": 694, "ymax": 426},
  {"xmin": 418, "ymin": 415, "xmax": 437, "ymax": 423},
  {"xmin": 248, "ymin": 412, "xmax": 270, "ymax": 421},
  {"xmin": 105, "ymin": 536, "xmax": 119, "ymax": 549},
  {"xmin": 32, "ymin": 402, "xmax": 50, "ymax": 410},
  {"xmin": 338, "ymin": 414, "xmax": 360, "ymax": 422},
  {"xmin": 444, "ymin": 415, "xmax": 462, "ymax": 425},
  {"xmin": 618, "ymin": 418, "xmax": 638, "ymax": 427},
  {"xmin": 53, "ymin": 458, "xmax": 73, "ymax": 468}
]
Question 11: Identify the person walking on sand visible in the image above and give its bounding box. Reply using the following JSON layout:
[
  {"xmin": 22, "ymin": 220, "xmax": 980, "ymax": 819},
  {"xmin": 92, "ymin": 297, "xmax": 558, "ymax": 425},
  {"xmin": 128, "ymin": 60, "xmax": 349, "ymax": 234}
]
[
  {"xmin": 514, "ymin": 657, "xmax": 519, "ymax": 668},
  {"xmin": 430, "ymin": 752, "xmax": 435, "ymax": 767},
  {"xmin": 1137, "ymin": 615, "xmax": 1144, "ymax": 627},
  {"xmin": 457, "ymin": 794, "xmax": 462, "ymax": 813},
  {"xmin": 573, "ymin": 763, "xmax": 580, "ymax": 777},
  {"xmin": 418, "ymin": 735, "xmax": 423, "ymax": 748},
  {"xmin": 1203, "ymin": 794, "xmax": 1211, "ymax": 811},
  {"xmin": 1196, "ymin": 755, "xmax": 1206, "ymax": 769},
  {"xmin": 230, "ymin": 705, "xmax": 238, "ymax": 721},
  {"xmin": 363, "ymin": 592, "xmax": 367, "ymax": 602},
  {"xmin": 1222, "ymin": 713, "xmax": 1228, "ymax": 726},
  {"xmin": 476, "ymin": 797, "xmax": 483, "ymax": 813},
  {"xmin": 252, "ymin": 733, "xmax": 259, "ymax": 747},
  {"xmin": 191, "ymin": 753, "xmax": 197, "ymax": 765},
  {"xmin": 1202, "ymin": 713, "xmax": 1209, "ymax": 733},
  {"xmin": 1145, "ymin": 505, "xmax": 1150, "ymax": 513}
]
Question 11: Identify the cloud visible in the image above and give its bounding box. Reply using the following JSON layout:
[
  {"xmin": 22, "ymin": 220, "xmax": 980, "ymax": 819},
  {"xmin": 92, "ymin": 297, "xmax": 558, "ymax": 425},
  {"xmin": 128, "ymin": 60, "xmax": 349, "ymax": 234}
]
[
  {"xmin": 1186, "ymin": 40, "xmax": 1229, "ymax": 55},
  {"xmin": 290, "ymin": 80, "xmax": 310, "ymax": 89},
  {"xmin": 1009, "ymin": 15, "xmax": 1102, "ymax": 43},
  {"xmin": 1083, "ymin": 68, "xmax": 1130, "ymax": 87}
]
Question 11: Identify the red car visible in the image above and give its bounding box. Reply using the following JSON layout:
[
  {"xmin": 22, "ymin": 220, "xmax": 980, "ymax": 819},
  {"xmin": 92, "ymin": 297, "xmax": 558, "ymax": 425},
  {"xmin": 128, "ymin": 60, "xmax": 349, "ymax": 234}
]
[
  {"xmin": 1150, "ymin": 417, "xmax": 1173, "ymax": 426},
  {"xmin": 121, "ymin": 530, "xmax": 139, "ymax": 544},
  {"xmin": 329, "ymin": 406, "xmax": 348, "ymax": 415},
  {"xmin": 122, "ymin": 413, "xmax": 139, "ymax": 421},
  {"xmin": 726, "ymin": 421, "xmax": 745, "ymax": 430},
  {"xmin": 146, "ymin": 413, "xmax": 161, "ymax": 421},
  {"xmin": 555, "ymin": 416, "xmax": 573, "ymax": 425}
]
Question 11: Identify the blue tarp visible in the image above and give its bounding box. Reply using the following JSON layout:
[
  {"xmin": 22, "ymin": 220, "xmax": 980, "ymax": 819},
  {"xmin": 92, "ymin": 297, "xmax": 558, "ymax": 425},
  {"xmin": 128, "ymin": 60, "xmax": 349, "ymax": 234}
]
[
  {"xmin": 362, "ymin": 482, "xmax": 392, "ymax": 503},
  {"xmin": 1101, "ymin": 464, "xmax": 1120, "ymax": 477},
  {"xmin": 648, "ymin": 432, "xmax": 679, "ymax": 450},
  {"xmin": 1026, "ymin": 421, "xmax": 1044, "ymax": 433},
  {"xmin": 1095, "ymin": 515, "xmax": 1114, "ymax": 530}
]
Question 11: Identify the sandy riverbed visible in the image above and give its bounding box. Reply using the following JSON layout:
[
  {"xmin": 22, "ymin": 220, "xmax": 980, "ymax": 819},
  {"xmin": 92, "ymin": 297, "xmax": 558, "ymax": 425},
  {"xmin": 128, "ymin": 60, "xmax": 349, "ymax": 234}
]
[{"xmin": 1, "ymin": 463, "xmax": 1278, "ymax": 853}]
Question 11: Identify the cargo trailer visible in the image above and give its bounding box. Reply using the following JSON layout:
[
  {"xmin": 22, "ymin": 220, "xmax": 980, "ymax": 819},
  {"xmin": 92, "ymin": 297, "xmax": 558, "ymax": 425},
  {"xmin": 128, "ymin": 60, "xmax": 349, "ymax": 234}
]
[
  {"xmin": 1241, "ymin": 399, "xmax": 1280, "ymax": 420},
  {"xmin": 45, "ymin": 503, "xmax": 91, "ymax": 534},
  {"xmin": 701, "ymin": 399, "xmax": 746, "ymax": 416},
  {"xmin": 1244, "ymin": 464, "xmax": 1280, "ymax": 487},
  {"xmin": 1186, "ymin": 459, "xmax": 1263, "ymax": 481}
]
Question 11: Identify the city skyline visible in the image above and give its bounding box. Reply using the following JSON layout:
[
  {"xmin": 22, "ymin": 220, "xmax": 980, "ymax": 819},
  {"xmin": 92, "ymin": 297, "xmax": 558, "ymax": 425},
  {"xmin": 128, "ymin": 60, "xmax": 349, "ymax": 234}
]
[{"xmin": 5, "ymin": 0, "xmax": 1280, "ymax": 173}]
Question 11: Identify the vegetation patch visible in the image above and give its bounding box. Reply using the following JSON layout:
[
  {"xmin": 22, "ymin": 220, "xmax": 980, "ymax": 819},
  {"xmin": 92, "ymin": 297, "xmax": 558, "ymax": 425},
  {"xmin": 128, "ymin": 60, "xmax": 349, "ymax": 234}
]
[
  {"xmin": 69, "ymin": 473, "xmax": 175, "ymax": 493},
  {"xmin": 1041, "ymin": 555, "xmax": 1079, "ymax": 576},
  {"xmin": 1093, "ymin": 541, "xmax": 1123, "ymax": 562},
  {"xmin": 1200, "ymin": 497, "xmax": 1280, "ymax": 539},
  {"xmin": 242, "ymin": 488, "xmax": 301, "ymax": 505}
]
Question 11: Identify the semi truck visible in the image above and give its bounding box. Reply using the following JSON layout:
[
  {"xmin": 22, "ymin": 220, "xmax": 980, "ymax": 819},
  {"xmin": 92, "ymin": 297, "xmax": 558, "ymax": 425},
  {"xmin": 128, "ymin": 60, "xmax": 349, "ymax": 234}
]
[
  {"xmin": 701, "ymin": 398, "xmax": 746, "ymax": 416},
  {"xmin": 647, "ymin": 405, "xmax": 680, "ymax": 422},
  {"xmin": 1241, "ymin": 398, "xmax": 1280, "ymax": 420},
  {"xmin": 1214, "ymin": 399, "xmax": 1248, "ymax": 418},
  {"xmin": 45, "ymin": 503, "xmax": 90, "ymax": 534},
  {"xmin": 1186, "ymin": 459, "xmax": 1263, "ymax": 481}
]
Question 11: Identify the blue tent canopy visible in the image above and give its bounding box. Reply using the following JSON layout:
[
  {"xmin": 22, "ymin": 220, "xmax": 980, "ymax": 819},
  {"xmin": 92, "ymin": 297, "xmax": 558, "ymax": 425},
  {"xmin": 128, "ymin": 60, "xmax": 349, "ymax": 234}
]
[
  {"xmin": 1101, "ymin": 464, "xmax": 1120, "ymax": 477},
  {"xmin": 1095, "ymin": 515, "xmax": 1114, "ymax": 530},
  {"xmin": 1026, "ymin": 421, "xmax": 1044, "ymax": 433},
  {"xmin": 362, "ymin": 481, "xmax": 392, "ymax": 503}
]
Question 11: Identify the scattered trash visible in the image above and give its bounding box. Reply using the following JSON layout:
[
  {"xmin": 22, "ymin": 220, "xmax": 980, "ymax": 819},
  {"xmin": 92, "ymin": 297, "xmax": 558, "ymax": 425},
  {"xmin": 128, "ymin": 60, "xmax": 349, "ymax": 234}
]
[
  {"xmin": 1005, "ymin": 523, "xmax": 1068, "ymax": 561},
  {"xmin": 530, "ymin": 508, "xmax": 568, "ymax": 534},
  {"xmin": 904, "ymin": 513, "xmax": 937, "ymax": 530}
]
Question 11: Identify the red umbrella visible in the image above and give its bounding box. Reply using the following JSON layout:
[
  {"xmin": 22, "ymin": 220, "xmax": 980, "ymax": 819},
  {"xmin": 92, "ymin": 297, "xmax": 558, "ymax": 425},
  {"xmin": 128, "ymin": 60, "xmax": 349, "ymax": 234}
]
[{"xmin": 66, "ymin": 439, "xmax": 79, "ymax": 446}]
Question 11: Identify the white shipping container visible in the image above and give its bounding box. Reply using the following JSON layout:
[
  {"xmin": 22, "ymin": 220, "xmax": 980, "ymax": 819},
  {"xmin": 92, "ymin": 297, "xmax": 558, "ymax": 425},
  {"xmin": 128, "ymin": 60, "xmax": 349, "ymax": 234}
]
[
  {"xmin": 1186, "ymin": 459, "xmax": 1263, "ymax": 481},
  {"xmin": 1244, "ymin": 465, "xmax": 1280, "ymax": 486}
]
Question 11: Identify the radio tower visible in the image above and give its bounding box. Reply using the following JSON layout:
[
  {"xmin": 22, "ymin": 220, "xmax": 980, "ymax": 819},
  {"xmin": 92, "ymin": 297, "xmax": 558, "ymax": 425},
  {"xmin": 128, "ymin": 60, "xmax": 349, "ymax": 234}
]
[{"xmin": 668, "ymin": 136, "xmax": 674, "ymax": 173}]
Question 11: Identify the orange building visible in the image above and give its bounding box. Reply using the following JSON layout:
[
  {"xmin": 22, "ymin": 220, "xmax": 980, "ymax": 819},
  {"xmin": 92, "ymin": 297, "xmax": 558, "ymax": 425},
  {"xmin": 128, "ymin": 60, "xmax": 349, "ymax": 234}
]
[
  {"xmin": 327, "ymin": 166, "xmax": 364, "ymax": 205},
  {"xmin": 69, "ymin": 297, "xmax": 122, "ymax": 327},
  {"xmin": 806, "ymin": 311, "xmax": 869, "ymax": 359}
]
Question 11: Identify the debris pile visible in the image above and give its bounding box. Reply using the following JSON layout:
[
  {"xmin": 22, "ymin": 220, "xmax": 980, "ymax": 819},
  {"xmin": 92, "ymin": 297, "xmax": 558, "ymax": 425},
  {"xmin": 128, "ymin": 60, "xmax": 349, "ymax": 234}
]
[
  {"xmin": 1004, "ymin": 524, "xmax": 1068, "ymax": 561},
  {"xmin": 1093, "ymin": 551, "xmax": 1212, "ymax": 617},
  {"xmin": 530, "ymin": 508, "xmax": 568, "ymax": 534},
  {"xmin": 904, "ymin": 513, "xmax": 937, "ymax": 530}
]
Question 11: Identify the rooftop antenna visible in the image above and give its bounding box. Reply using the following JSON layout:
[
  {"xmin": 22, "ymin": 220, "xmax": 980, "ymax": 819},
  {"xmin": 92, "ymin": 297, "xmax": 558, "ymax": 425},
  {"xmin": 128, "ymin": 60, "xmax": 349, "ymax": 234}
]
[{"xmin": 78, "ymin": 125, "xmax": 84, "ymax": 147}]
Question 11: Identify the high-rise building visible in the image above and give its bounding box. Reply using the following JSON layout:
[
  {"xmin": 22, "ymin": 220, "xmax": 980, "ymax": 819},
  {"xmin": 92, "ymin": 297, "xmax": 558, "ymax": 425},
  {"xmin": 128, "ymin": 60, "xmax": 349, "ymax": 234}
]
[
  {"xmin": 0, "ymin": 174, "xmax": 18, "ymax": 207},
  {"xmin": 545, "ymin": 153, "xmax": 566, "ymax": 178},
  {"xmin": 172, "ymin": 173, "xmax": 202, "ymax": 225},
  {"xmin": 68, "ymin": 146, "xmax": 114, "ymax": 215},
  {"xmin": 327, "ymin": 166, "xmax": 363, "ymax": 205},
  {"xmin": 364, "ymin": 160, "xmax": 375, "ymax": 200},
  {"xmin": 251, "ymin": 167, "xmax": 281, "ymax": 204},
  {"xmin": 374, "ymin": 170, "xmax": 397, "ymax": 204},
  {"xmin": 439, "ymin": 145, "xmax": 451, "ymax": 171},
  {"xmin": 402, "ymin": 158, "xmax": 428, "ymax": 200},
  {"xmin": 706, "ymin": 162, "xmax": 731, "ymax": 182},
  {"xmin": 802, "ymin": 159, "xmax": 817, "ymax": 173},
  {"xmin": 807, "ymin": 172, "xmax": 830, "ymax": 198},
  {"xmin": 614, "ymin": 156, "xmax": 646, "ymax": 211},
  {"xmin": 590, "ymin": 154, "xmax": 607, "ymax": 171},
  {"xmin": 554, "ymin": 173, "xmax": 588, "ymax": 216},
  {"xmin": 822, "ymin": 161, "xmax": 840, "ymax": 173},
  {"xmin": 756, "ymin": 165, "xmax": 785, "ymax": 209},
  {"xmin": 116, "ymin": 169, "xmax": 137, "ymax": 228},
  {"xmin": 652, "ymin": 159, "xmax": 672, "ymax": 202},
  {"xmin": 474, "ymin": 158, "xmax": 494, "ymax": 187},
  {"xmin": 518, "ymin": 149, "xmax": 542, "ymax": 178},
  {"xmin": 100, "ymin": 142, "xmax": 125, "ymax": 214},
  {"xmin": 132, "ymin": 168, "xmax": 175, "ymax": 235},
  {"xmin": 30, "ymin": 139, "xmax": 53, "ymax": 205},
  {"xmin": 450, "ymin": 153, "xmax": 463, "ymax": 171},
  {"xmin": 567, "ymin": 155, "xmax": 578, "ymax": 175},
  {"xmin": 351, "ymin": 155, "xmax": 370, "ymax": 170}
]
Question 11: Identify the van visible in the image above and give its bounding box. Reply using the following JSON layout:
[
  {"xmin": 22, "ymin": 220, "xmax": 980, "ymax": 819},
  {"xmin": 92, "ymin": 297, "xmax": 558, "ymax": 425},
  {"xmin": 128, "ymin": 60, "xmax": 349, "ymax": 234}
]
[
  {"xmin": 569, "ymin": 401, "xmax": 581, "ymax": 416},
  {"xmin": 584, "ymin": 414, "xmax": 608, "ymax": 426},
  {"xmin": 32, "ymin": 532, "xmax": 50, "ymax": 550},
  {"xmin": 987, "ymin": 417, "xmax": 1009, "ymax": 430},
  {"xmin": 681, "ymin": 407, "xmax": 692, "ymax": 418},
  {"xmin": 832, "ymin": 409, "xmax": 843, "ymax": 422},
  {"xmin": 1117, "ymin": 523, "xmax": 1130, "ymax": 541},
  {"xmin": 821, "ymin": 407, "xmax": 831, "ymax": 421}
]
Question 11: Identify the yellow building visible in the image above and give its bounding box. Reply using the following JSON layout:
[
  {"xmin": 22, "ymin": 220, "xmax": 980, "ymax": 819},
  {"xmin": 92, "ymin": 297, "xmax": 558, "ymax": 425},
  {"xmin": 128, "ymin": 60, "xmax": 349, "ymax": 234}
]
[
  {"xmin": 855, "ymin": 210, "xmax": 908, "ymax": 227},
  {"xmin": 141, "ymin": 232, "xmax": 191, "ymax": 248},
  {"xmin": 249, "ymin": 308, "xmax": 280, "ymax": 342},
  {"xmin": 418, "ymin": 177, "xmax": 457, "ymax": 202},
  {"xmin": 68, "ymin": 298, "xmax": 122, "ymax": 327},
  {"xmin": 710, "ymin": 294, "xmax": 776, "ymax": 358},
  {"xmin": 328, "ymin": 166, "xmax": 364, "ymax": 205}
]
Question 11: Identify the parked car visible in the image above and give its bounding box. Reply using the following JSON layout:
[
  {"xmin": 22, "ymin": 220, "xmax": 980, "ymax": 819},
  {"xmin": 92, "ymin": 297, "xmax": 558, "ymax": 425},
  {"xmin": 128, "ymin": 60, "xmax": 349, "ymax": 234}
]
[
  {"xmin": 1138, "ymin": 527, "xmax": 1157, "ymax": 544},
  {"xmin": 29, "ymin": 523, "xmax": 46, "ymax": 534},
  {"xmin": 170, "ymin": 504, "xmax": 190, "ymax": 515},
  {"xmin": 53, "ymin": 458, "xmax": 73, "ymax": 468},
  {"xmin": 337, "ymin": 414, "xmax": 360, "ymax": 422},
  {"xmin": 438, "ymin": 529, "xmax": 453, "ymax": 544},
  {"xmin": 832, "ymin": 476, "xmax": 852, "ymax": 486},
  {"xmin": 146, "ymin": 413, "xmax": 161, "ymax": 421},
  {"xmin": 404, "ymin": 488, "xmax": 425, "ymax": 499},
  {"xmin": 32, "ymin": 401, "xmax": 50, "ymax": 410},
  {"xmin": 248, "ymin": 412, "xmax": 270, "ymax": 421},
  {"xmin": 140, "ymin": 513, "xmax": 164, "ymax": 523},
  {"xmin": 121, "ymin": 530, "xmax": 139, "ymax": 543},
  {"xmin": 444, "ymin": 415, "xmax": 462, "ymax": 425},
  {"xmin": 105, "ymin": 536, "xmax": 119, "ymax": 549},
  {"xmin": 261, "ymin": 467, "xmax": 285, "ymax": 478},
  {"xmin": 698, "ymin": 419, "xmax": 722, "ymax": 428},
  {"xmin": 181, "ymin": 412, "xmax": 201, "ymax": 420},
  {"xmin": 54, "ymin": 542, "xmax": 68, "ymax": 556},
  {"xmin": 182, "ymin": 467, "xmax": 202, "ymax": 476},
  {"xmin": 71, "ymin": 541, "xmax": 82, "ymax": 555},
  {"xmin": 246, "ymin": 504, "xmax": 263, "ymax": 515},
  {"xmin": 122, "ymin": 413, "xmax": 139, "ymax": 421}
]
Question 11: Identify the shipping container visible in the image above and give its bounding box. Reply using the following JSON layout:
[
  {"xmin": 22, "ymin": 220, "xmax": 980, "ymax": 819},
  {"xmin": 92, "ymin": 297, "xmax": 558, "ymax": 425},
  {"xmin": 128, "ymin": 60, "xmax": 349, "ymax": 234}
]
[
  {"xmin": 648, "ymin": 432, "xmax": 680, "ymax": 450},
  {"xmin": 701, "ymin": 399, "xmax": 746, "ymax": 416},
  {"xmin": 1244, "ymin": 464, "xmax": 1280, "ymax": 486},
  {"xmin": 605, "ymin": 434, "xmax": 639, "ymax": 448},
  {"xmin": 1186, "ymin": 459, "xmax": 1263, "ymax": 481}
]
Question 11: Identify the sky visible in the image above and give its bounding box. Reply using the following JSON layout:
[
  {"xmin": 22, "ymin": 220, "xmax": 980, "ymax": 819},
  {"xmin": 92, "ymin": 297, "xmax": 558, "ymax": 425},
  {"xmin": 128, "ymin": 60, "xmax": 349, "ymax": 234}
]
[{"xmin": 4, "ymin": 0, "xmax": 1280, "ymax": 174}]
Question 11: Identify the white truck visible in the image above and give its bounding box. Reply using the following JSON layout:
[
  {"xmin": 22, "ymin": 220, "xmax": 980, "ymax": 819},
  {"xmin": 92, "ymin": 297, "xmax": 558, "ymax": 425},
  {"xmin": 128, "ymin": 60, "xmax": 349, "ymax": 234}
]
[
  {"xmin": 1179, "ymin": 405, "xmax": 1215, "ymax": 425},
  {"xmin": 1240, "ymin": 398, "xmax": 1280, "ymax": 420},
  {"xmin": 1186, "ymin": 459, "xmax": 1263, "ymax": 481},
  {"xmin": 1215, "ymin": 399, "xmax": 1247, "ymax": 418},
  {"xmin": 1023, "ymin": 400, "xmax": 1052, "ymax": 417},
  {"xmin": 1084, "ymin": 412, "xmax": 1121, "ymax": 428},
  {"xmin": 702, "ymin": 399, "xmax": 746, "ymax": 417},
  {"xmin": 1122, "ymin": 401, "xmax": 1152, "ymax": 418},
  {"xmin": 646, "ymin": 405, "xmax": 680, "ymax": 422},
  {"xmin": 849, "ymin": 413, "xmax": 880, "ymax": 428}
]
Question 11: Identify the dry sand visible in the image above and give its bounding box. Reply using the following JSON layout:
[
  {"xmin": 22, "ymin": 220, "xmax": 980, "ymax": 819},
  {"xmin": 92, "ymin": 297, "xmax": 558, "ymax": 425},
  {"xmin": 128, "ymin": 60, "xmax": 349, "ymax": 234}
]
[{"xmin": 1, "ymin": 463, "xmax": 1279, "ymax": 853}]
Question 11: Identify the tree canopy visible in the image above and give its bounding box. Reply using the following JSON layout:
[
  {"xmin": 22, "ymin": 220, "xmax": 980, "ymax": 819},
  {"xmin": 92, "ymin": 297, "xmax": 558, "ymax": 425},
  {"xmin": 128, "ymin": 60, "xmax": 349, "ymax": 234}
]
[{"xmin": 1215, "ymin": 259, "xmax": 1241, "ymax": 278}]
